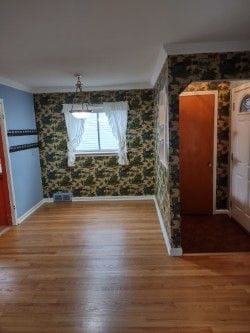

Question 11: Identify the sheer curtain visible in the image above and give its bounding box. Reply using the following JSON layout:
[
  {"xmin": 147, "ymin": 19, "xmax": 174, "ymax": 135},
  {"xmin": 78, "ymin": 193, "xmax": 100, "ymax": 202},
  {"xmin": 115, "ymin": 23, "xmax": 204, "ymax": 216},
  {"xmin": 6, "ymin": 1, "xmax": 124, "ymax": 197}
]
[
  {"xmin": 103, "ymin": 101, "xmax": 129, "ymax": 165},
  {"xmin": 62, "ymin": 104, "xmax": 85, "ymax": 167}
]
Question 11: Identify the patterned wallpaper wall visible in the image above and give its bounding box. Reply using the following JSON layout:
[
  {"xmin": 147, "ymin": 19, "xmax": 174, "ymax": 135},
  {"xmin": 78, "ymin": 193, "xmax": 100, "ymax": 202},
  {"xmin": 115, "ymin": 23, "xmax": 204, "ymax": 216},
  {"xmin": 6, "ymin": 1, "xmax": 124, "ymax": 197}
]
[
  {"xmin": 34, "ymin": 89, "xmax": 155, "ymax": 198},
  {"xmin": 183, "ymin": 81, "xmax": 231, "ymax": 209},
  {"xmin": 154, "ymin": 61, "xmax": 173, "ymax": 244},
  {"xmin": 155, "ymin": 51, "xmax": 250, "ymax": 248}
]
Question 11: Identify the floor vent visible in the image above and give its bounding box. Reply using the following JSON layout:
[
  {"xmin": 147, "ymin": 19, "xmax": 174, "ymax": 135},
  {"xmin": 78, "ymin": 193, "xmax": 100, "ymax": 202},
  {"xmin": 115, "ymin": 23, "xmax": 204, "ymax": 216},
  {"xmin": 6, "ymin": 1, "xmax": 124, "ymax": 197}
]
[{"xmin": 53, "ymin": 192, "xmax": 72, "ymax": 202}]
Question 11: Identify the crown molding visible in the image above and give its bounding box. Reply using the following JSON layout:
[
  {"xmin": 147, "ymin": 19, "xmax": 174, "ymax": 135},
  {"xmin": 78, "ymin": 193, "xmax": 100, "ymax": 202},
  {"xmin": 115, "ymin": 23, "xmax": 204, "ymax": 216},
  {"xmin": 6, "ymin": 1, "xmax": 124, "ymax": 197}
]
[
  {"xmin": 0, "ymin": 76, "xmax": 32, "ymax": 93},
  {"xmin": 149, "ymin": 40, "xmax": 250, "ymax": 89},
  {"xmin": 164, "ymin": 40, "xmax": 250, "ymax": 55},
  {"xmin": 32, "ymin": 82, "xmax": 152, "ymax": 94},
  {"xmin": 150, "ymin": 47, "xmax": 168, "ymax": 87},
  {"xmin": 3, "ymin": 40, "xmax": 248, "ymax": 94},
  {"xmin": 0, "ymin": 77, "xmax": 152, "ymax": 94}
]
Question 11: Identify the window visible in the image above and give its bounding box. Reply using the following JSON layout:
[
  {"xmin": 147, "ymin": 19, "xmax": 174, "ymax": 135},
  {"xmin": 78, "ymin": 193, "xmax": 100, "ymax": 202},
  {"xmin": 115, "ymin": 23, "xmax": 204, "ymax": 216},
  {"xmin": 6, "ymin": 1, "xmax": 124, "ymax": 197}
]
[
  {"xmin": 63, "ymin": 101, "xmax": 128, "ymax": 166},
  {"xmin": 75, "ymin": 112, "xmax": 118, "ymax": 154},
  {"xmin": 240, "ymin": 95, "xmax": 250, "ymax": 113}
]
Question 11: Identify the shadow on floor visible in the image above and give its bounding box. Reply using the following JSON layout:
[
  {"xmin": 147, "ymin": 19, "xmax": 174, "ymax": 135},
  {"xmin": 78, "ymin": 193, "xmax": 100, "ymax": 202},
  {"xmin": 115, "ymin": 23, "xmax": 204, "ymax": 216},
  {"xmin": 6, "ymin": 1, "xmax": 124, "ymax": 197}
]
[{"xmin": 182, "ymin": 214, "xmax": 250, "ymax": 254}]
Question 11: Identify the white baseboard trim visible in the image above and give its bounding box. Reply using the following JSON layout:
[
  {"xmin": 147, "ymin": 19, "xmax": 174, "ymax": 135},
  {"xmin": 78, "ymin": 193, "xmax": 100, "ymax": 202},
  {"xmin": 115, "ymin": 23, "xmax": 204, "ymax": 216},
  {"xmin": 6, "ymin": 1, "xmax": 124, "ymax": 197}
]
[
  {"xmin": 43, "ymin": 195, "xmax": 155, "ymax": 203},
  {"xmin": 0, "ymin": 226, "xmax": 10, "ymax": 236},
  {"xmin": 214, "ymin": 209, "xmax": 229, "ymax": 215},
  {"xmin": 153, "ymin": 197, "xmax": 183, "ymax": 256},
  {"xmin": 43, "ymin": 198, "xmax": 53, "ymax": 203},
  {"xmin": 17, "ymin": 199, "xmax": 45, "ymax": 224}
]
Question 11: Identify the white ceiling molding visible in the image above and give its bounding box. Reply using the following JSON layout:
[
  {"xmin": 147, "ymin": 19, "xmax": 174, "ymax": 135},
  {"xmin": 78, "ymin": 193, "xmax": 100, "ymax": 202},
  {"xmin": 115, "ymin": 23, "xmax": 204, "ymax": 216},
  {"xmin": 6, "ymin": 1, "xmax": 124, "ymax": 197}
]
[
  {"xmin": 0, "ymin": 76, "xmax": 32, "ymax": 93},
  {"xmin": 164, "ymin": 40, "xmax": 250, "ymax": 55},
  {"xmin": 230, "ymin": 80, "xmax": 250, "ymax": 88},
  {"xmin": 32, "ymin": 82, "xmax": 152, "ymax": 94},
  {"xmin": 0, "ymin": 1, "xmax": 249, "ymax": 91},
  {"xmin": 150, "ymin": 47, "xmax": 168, "ymax": 87}
]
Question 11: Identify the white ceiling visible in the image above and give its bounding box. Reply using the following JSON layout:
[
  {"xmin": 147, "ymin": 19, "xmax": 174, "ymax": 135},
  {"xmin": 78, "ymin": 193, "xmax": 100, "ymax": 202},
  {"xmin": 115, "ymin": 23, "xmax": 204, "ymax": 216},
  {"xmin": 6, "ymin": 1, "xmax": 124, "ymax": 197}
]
[{"xmin": 0, "ymin": 0, "xmax": 250, "ymax": 92}]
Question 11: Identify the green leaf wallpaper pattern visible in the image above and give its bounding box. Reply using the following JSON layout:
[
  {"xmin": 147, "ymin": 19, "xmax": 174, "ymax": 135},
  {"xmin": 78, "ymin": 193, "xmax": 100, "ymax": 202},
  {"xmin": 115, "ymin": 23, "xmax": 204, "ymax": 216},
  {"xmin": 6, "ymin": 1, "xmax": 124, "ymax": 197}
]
[
  {"xmin": 34, "ymin": 89, "xmax": 156, "ymax": 198},
  {"xmin": 33, "ymin": 51, "xmax": 250, "ymax": 251},
  {"xmin": 155, "ymin": 51, "xmax": 250, "ymax": 248}
]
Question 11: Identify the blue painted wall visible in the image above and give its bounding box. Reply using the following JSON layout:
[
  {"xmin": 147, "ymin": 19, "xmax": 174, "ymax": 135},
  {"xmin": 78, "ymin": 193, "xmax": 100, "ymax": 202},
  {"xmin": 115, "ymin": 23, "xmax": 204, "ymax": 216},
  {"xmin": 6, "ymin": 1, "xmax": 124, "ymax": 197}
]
[{"xmin": 0, "ymin": 84, "xmax": 43, "ymax": 219}]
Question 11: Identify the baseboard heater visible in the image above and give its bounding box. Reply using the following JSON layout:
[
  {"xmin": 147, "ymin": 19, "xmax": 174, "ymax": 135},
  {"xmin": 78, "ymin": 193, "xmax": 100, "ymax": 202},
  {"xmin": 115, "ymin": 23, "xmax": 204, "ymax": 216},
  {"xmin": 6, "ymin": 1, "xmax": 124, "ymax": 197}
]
[{"xmin": 53, "ymin": 192, "xmax": 72, "ymax": 202}]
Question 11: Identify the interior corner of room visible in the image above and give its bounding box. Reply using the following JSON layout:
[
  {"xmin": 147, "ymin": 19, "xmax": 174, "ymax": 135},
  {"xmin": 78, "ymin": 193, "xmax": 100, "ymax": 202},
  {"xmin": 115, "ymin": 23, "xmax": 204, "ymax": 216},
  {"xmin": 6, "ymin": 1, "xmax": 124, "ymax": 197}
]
[
  {"xmin": 1, "ymin": 60, "xmax": 249, "ymax": 256},
  {"xmin": 0, "ymin": 2, "xmax": 249, "ymax": 259},
  {"xmin": 0, "ymin": 2, "xmax": 250, "ymax": 331}
]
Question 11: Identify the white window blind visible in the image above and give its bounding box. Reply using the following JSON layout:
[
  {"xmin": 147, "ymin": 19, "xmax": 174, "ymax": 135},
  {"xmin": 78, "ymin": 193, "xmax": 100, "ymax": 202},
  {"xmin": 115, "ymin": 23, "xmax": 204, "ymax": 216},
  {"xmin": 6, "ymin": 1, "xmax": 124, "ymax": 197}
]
[{"xmin": 75, "ymin": 112, "xmax": 118, "ymax": 153}]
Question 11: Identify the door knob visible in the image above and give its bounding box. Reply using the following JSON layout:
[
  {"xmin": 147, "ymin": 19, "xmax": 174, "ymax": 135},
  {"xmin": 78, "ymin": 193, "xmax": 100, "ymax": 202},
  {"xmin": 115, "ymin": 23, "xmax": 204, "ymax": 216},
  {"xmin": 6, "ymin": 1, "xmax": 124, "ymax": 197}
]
[
  {"xmin": 208, "ymin": 162, "xmax": 212, "ymax": 168},
  {"xmin": 0, "ymin": 159, "xmax": 2, "ymax": 174}
]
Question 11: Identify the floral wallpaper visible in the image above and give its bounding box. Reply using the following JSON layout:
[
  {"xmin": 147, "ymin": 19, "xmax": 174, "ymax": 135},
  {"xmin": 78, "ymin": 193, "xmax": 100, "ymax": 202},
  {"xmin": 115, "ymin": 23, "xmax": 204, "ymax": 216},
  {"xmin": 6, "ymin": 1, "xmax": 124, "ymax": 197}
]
[
  {"xmin": 34, "ymin": 89, "xmax": 155, "ymax": 198},
  {"xmin": 33, "ymin": 51, "xmax": 249, "ymax": 251},
  {"xmin": 154, "ymin": 60, "xmax": 173, "ymax": 244},
  {"xmin": 155, "ymin": 51, "xmax": 250, "ymax": 248}
]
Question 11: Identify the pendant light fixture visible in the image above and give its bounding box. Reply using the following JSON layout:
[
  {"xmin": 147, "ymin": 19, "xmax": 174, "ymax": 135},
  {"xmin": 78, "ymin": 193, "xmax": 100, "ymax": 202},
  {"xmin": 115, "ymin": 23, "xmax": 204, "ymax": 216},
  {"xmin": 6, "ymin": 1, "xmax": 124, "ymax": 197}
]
[{"xmin": 70, "ymin": 74, "xmax": 93, "ymax": 119}]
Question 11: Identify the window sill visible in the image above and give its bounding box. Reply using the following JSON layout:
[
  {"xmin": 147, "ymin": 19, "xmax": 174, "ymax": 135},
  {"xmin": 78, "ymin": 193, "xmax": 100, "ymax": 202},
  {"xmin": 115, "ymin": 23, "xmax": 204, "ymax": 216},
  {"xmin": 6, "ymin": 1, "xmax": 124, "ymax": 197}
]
[{"xmin": 75, "ymin": 151, "xmax": 118, "ymax": 157}]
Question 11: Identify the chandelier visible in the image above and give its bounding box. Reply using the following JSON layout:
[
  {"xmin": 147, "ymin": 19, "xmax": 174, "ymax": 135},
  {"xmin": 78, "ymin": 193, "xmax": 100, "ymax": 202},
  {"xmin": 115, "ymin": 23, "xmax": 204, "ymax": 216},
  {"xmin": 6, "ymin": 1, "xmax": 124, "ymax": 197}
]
[{"xmin": 70, "ymin": 74, "xmax": 93, "ymax": 119}]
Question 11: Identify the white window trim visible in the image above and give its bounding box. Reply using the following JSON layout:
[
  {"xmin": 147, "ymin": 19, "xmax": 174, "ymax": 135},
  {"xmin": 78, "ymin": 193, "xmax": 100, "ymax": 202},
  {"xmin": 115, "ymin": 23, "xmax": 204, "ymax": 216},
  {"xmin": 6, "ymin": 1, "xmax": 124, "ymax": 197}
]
[
  {"xmin": 74, "ymin": 111, "xmax": 119, "ymax": 155},
  {"xmin": 75, "ymin": 150, "xmax": 118, "ymax": 156}
]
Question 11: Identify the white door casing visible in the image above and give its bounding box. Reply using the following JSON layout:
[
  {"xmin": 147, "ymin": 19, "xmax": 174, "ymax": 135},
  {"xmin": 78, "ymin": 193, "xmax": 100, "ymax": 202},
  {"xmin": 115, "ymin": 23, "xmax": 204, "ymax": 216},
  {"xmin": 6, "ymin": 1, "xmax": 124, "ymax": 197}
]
[
  {"xmin": 0, "ymin": 99, "xmax": 17, "ymax": 225},
  {"xmin": 230, "ymin": 83, "xmax": 250, "ymax": 232}
]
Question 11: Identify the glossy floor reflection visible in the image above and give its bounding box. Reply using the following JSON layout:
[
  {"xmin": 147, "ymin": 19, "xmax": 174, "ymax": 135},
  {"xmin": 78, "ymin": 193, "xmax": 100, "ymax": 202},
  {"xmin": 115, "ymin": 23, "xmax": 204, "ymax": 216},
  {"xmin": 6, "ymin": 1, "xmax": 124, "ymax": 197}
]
[{"xmin": 0, "ymin": 201, "xmax": 249, "ymax": 333}]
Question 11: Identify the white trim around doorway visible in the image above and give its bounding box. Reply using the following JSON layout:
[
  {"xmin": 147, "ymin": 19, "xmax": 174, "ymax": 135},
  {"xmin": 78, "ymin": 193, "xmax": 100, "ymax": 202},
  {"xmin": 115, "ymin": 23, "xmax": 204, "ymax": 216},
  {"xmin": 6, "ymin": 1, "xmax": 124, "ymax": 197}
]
[
  {"xmin": 179, "ymin": 90, "xmax": 218, "ymax": 214},
  {"xmin": 229, "ymin": 82, "xmax": 250, "ymax": 231},
  {"xmin": 0, "ymin": 99, "xmax": 17, "ymax": 225}
]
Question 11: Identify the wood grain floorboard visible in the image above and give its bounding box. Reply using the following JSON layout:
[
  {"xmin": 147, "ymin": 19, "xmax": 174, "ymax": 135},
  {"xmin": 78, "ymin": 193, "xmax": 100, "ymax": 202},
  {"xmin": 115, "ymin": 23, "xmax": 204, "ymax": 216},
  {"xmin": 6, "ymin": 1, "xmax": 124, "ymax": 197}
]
[{"xmin": 0, "ymin": 201, "xmax": 249, "ymax": 333}]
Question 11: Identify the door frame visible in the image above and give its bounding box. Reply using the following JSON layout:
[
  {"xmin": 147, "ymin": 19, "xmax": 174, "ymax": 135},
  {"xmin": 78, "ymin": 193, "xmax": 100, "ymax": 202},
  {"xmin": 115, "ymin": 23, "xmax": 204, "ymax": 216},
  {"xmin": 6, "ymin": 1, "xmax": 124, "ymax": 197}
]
[
  {"xmin": 179, "ymin": 90, "xmax": 218, "ymax": 214},
  {"xmin": 0, "ymin": 99, "xmax": 17, "ymax": 225},
  {"xmin": 229, "ymin": 82, "xmax": 250, "ymax": 225}
]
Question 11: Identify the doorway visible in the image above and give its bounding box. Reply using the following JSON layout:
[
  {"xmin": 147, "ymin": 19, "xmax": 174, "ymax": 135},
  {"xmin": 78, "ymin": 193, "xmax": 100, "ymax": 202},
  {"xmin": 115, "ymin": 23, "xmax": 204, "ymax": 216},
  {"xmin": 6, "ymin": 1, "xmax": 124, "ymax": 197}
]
[
  {"xmin": 0, "ymin": 100, "xmax": 15, "ymax": 228},
  {"xmin": 179, "ymin": 82, "xmax": 250, "ymax": 254},
  {"xmin": 179, "ymin": 91, "xmax": 217, "ymax": 215},
  {"xmin": 230, "ymin": 82, "xmax": 250, "ymax": 233}
]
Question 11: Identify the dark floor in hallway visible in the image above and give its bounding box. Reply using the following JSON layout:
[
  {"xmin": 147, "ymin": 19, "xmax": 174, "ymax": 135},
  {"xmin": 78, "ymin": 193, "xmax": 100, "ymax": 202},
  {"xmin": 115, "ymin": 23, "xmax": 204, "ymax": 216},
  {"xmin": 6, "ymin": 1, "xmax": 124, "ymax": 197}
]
[{"xmin": 182, "ymin": 214, "xmax": 250, "ymax": 254}]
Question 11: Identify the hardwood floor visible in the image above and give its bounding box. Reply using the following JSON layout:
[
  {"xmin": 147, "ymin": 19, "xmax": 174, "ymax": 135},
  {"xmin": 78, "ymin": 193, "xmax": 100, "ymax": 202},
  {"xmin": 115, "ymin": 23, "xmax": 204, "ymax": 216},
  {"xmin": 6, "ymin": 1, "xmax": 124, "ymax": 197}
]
[
  {"xmin": 0, "ymin": 226, "xmax": 9, "ymax": 237},
  {"xmin": 0, "ymin": 227, "xmax": 6, "ymax": 234},
  {"xmin": 0, "ymin": 201, "xmax": 249, "ymax": 333}
]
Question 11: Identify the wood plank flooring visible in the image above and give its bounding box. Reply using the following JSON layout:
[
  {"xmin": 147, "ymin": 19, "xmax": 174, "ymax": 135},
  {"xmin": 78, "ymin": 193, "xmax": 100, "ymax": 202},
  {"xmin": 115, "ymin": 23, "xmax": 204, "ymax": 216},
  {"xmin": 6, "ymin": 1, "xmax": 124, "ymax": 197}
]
[
  {"xmin": 0, "ymin": 227, "xmax": 9, "ymax": 236},
  {"xmin": 0, "ymin": 201, "xmax": 249, "ymax": 333},
  {"xmin": 0, "ymin": 227, "xmax": 6, "ymax": 235}
]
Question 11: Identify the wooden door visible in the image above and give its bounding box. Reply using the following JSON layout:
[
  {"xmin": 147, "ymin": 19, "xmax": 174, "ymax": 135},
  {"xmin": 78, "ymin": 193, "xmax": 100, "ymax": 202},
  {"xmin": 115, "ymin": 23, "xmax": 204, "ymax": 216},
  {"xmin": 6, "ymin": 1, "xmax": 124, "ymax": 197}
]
[
  {"xmin": 231, "ymin": 83, "xmax": 250, "ymax": 232},
  {"xmin": 0, "ymin": 127, "xmax": 11, "ymax": 225},
  {"xmin": 180, "ymin": 94, "xmax": 215, "ymax": 215}
]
